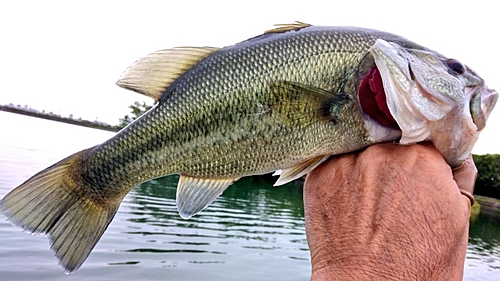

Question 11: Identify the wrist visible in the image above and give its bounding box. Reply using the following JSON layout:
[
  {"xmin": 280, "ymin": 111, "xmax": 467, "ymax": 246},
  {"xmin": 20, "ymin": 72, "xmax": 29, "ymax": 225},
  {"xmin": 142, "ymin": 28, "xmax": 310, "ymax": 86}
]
[
  {"xmin": 310, "ymin": 253, "xmax": 402, "ymax": 281},
  {"xmin": 307, "ymin": 201, "xmax": 469, "ymax": 281},
  {"xmin": 310, "ymin": 237, "xmax": 467, "ymax": 281}
]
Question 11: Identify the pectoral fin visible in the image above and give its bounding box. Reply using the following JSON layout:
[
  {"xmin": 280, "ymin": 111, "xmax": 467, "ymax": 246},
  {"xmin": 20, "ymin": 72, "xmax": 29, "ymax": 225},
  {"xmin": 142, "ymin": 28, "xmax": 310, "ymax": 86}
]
[
  {"xmin": 176, "ymin": 175, "xmax": 239, "ymax": 219},
  {"xmin": 274, "ymin": 155, "xmax": 330, "ymax": 186},
  {"xmin": 269, "ymin": 81, "xmax": 349, "ymax": 125}
]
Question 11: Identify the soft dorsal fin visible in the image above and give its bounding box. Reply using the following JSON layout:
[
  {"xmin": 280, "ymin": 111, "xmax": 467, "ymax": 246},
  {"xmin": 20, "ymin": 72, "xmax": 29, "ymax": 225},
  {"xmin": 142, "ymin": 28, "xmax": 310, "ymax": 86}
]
[
  {"xmin": 176, "ymin": 175, "xmax": 239, "ymax": 219},
  {"xmin": 273, "ymin": 155, "xmax": 330, "ymax": 186},
  {"xmin": 264, "ymin": 21, "xmax": 312, "ymax": 34},
  {"xmin": 116, "ymin": 46, "xmax": 220, "ymax": 101}
]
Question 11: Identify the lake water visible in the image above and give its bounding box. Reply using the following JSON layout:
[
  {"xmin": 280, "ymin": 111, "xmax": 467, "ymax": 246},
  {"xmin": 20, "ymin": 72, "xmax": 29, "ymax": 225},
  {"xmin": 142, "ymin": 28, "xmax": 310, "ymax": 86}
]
[{"xmin": 0, "ymin": 111, "xmax": 499, "ymax": 280}]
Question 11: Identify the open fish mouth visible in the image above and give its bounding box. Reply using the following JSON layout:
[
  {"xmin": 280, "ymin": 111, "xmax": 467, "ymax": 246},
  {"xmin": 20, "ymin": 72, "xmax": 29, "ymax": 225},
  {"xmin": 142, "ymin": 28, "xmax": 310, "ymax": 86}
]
[
  {"xmin": 447, "ymin": 85, "xmax": 498, "ymax": 165},
  {"xmin": 469, "ymin": 86, "xmax": 498, "ymax": 131}
]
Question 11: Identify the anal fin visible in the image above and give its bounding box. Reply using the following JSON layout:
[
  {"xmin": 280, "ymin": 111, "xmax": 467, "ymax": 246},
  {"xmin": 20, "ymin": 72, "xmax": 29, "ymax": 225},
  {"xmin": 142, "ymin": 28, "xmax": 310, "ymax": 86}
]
[
  {"xmin": 176, "ymin": 175, "xmax": 238, "ymax": 219},
  {"xmin": 274, "ymin": 155, "xmax": 330, "ymax": 186}
]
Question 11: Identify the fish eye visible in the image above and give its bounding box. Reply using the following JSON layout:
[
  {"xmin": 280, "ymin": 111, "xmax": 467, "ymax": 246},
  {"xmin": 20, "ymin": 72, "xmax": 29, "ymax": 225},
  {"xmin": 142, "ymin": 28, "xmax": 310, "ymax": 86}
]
[{"xmin": 446, "ymin": 59, "xmax": 465, "ymax": 74}]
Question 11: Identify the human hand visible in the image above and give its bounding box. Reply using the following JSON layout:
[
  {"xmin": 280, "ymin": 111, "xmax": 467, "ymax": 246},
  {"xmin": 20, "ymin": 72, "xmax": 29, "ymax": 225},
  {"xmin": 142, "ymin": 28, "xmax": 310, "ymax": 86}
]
[
  {"xmin": 304, "ymin": 143, "xmax": 475, "ymax": 281},
  {"xmin": 453, "ymin": 154, "xmax": 477, "ymax": 206}
]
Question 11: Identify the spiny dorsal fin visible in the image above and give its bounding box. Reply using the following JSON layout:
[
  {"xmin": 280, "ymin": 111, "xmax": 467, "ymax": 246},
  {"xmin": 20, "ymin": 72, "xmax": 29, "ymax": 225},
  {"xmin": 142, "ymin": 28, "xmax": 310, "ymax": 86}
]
[
  {"xmin": 116, "ymin": 46, "xmax": 220, "ymax": 101},
  {"xmin": 176, "ymin": 175, "xmax": 239, "ymax": 219},
  {"xmin": 264, "ymin": 21, "xmax": 312, "ymax": 34},
  {"xmin": 273, "ymin": 155, "xmax": 330, "ymax": 186}
]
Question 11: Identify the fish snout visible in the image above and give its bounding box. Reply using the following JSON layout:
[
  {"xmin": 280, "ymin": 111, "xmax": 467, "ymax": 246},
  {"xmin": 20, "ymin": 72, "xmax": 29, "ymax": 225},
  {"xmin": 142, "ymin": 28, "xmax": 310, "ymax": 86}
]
[{"xmin": 470, "ymin": 86, "xmax": 498, "ymax": 131}]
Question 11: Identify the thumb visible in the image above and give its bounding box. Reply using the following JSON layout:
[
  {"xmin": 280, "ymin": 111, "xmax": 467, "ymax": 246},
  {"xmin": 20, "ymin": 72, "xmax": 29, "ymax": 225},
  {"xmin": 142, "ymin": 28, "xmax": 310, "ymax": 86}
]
[{"xmin": 452, "ymin": 154, "xmax": 477, "ymax": 205}]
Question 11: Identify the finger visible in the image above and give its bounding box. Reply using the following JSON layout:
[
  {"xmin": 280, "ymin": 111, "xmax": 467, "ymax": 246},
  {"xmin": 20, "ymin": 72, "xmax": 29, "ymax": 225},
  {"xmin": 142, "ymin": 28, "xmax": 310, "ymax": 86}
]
[{"xmin": 452, "ymin": 154, "xmax": 478, "ymax": 202}]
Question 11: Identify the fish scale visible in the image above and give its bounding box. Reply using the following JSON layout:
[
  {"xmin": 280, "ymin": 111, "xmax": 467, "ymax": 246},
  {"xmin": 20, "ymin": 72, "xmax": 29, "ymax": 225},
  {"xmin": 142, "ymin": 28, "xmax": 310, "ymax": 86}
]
[{"xmin": 0, "ymin": 23, "xmax": 496, "ymax": 273}]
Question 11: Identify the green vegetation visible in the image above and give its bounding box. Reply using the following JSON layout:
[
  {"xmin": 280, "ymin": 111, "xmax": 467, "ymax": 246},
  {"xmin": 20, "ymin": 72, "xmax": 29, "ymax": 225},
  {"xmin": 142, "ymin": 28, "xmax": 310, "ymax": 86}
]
[
  {"xmin": 117, "ymin": 101, "xmax": 154, "ymax": 129},
  {"xmin": 473, "ymin": 154, "xmax": 500, "ymax": 199}
]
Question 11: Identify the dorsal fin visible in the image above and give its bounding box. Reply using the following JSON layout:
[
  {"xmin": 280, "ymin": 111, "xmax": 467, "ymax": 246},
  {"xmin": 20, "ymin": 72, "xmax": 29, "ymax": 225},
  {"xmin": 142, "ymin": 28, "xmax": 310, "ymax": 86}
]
[
  {"xmin": 116, "ymin": 46, "xmax": 220, "ymax": 101},
  {"xmin": 264, "ymin": 21, "xmax": 312, "ymax": 34}
]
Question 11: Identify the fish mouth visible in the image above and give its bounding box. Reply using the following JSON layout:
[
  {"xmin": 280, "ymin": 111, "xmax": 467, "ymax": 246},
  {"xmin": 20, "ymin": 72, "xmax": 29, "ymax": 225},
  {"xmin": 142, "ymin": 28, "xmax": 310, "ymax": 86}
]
[
  {"xmin": 358, "ymin": 65, "xmax": 400, "ymax": 129},
  {"xmin": 447, "ymin": 85, "xmax": 498, "ymax": 165},
  {"xmin": 469, "ymin": 86, "xmax": 498, "ymax": 131}
]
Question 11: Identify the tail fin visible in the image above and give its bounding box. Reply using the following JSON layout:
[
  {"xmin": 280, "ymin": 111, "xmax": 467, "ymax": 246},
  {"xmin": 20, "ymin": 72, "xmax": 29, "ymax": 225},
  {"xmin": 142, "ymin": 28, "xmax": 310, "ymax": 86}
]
[{"xmin": 0, "ymin": 147, "xmax": 120, "ymax": 273}]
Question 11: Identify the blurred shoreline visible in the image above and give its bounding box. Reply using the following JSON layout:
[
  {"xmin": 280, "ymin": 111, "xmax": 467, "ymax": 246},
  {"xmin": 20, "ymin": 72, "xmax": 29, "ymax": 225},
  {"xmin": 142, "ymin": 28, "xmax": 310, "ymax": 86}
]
[{"xmin": 0, "ymin": 105, "xmax": 119, "ymax": 132}]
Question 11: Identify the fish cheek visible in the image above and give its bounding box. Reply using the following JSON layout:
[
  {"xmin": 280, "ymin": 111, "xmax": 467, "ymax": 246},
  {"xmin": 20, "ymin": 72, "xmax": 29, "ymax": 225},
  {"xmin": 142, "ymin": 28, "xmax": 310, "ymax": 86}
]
[{"xmin": 358, "ymin": 66, "xmax": 400, "ymax": 130}]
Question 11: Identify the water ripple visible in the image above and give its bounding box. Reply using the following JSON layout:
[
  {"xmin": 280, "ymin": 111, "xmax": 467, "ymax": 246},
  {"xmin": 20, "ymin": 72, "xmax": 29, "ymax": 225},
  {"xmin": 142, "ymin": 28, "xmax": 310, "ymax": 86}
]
[{"xmin": 1, "ymin": 112, "xmax": 499, "ymax": 280}]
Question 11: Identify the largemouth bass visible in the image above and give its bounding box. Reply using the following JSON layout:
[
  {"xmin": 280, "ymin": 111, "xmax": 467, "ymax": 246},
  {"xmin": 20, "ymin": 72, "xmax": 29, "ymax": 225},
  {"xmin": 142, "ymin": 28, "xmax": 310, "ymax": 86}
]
[{"xmin": 0, "ymin": 22, "xmax": 497, "ymax": 273}]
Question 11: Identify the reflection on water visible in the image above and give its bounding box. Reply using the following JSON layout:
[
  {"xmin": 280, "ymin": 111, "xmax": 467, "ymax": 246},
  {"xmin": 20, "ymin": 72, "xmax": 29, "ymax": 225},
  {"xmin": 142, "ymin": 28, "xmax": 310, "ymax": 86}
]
[
  {"xmin": 117, "ymin": 175, "xmax": 309, "ymax": 272},
  {"xmin": 0, "ymin": 111, "xmax": 499, "ymax": 280},
  {"xmin": 467, "ymin": 201, "xmax": 500, "ymax": 279}
]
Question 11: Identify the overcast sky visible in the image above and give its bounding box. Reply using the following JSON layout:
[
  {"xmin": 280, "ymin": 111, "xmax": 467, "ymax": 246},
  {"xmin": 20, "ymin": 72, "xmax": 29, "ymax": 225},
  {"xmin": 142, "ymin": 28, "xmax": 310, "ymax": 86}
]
[{"xmin": 0, "ymin": 1, "xmax": 498, "ymax": 154}]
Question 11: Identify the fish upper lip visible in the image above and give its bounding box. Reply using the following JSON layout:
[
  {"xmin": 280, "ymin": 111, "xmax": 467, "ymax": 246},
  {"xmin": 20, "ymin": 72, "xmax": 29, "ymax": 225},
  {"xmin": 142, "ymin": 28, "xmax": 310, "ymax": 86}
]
[{"xmin": 467, "ymin": 85, "xmax": 499, "ymax": 131}]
